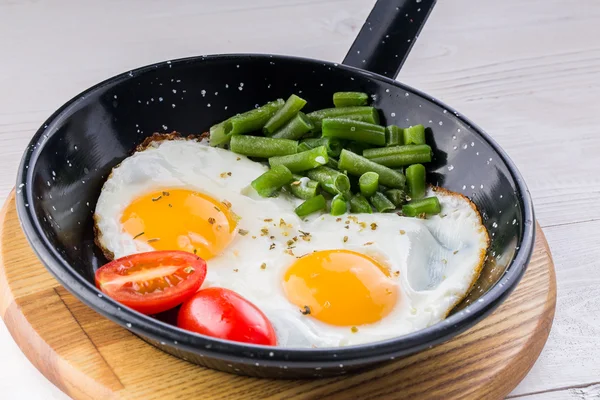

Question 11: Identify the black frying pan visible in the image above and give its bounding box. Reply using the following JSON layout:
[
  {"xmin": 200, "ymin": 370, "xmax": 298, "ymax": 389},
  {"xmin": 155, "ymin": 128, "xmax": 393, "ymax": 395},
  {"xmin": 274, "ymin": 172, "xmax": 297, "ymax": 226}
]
[{"xmin": 16, "ymin": 0, "xmax": 535, "ymax": 378}]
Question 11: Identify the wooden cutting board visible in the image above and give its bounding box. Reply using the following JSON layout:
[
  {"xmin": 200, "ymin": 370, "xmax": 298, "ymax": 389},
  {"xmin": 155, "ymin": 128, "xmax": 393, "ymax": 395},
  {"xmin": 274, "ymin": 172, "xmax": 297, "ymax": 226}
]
[{"xmin": 0, "ymin": 191, "xmax": 556, "ymax": 400}]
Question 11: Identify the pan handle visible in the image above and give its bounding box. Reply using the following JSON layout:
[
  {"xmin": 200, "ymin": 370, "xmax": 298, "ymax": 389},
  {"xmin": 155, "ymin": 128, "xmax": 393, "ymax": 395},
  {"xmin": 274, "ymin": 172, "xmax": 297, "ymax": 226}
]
[{"xmin": 342, "ymin": 0, "xmax": 437, "ymax": 79}]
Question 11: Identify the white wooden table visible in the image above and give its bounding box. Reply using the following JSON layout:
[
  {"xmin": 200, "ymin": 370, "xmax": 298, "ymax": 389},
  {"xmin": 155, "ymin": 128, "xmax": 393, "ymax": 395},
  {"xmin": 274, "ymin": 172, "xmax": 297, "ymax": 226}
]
[{"xmin": 1, "ymin": 0, "xmax": 598, "ymax": 398}]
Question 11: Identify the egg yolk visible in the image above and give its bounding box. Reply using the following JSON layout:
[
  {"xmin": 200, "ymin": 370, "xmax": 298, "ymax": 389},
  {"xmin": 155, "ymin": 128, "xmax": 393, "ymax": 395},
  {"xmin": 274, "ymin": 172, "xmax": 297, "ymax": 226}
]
[
  {"xmin": 282, "ymin": 250, "xmax": 399, "ymax": 326},
  {"xmin": 121, "ymin": 189, "xmax": 237, "ymax": 260}
]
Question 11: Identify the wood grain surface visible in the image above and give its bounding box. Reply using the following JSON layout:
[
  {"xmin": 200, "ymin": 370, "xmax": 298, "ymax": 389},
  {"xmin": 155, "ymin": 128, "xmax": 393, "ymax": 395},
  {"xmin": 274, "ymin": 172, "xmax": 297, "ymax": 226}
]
[
  {"xmin": 0, "ymin": 0, "xmax": 598, "ymax": 398},
  {"xmin": 0, "ymin": 192, "xmax": 556, "ymax": 400}
]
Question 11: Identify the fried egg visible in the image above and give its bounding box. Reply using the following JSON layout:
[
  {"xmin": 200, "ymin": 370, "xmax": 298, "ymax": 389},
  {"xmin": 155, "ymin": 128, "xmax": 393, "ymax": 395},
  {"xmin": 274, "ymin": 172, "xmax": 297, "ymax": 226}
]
[{"xmin": 95, "ymin": 135, "xmax": 489, "ymax": 348}]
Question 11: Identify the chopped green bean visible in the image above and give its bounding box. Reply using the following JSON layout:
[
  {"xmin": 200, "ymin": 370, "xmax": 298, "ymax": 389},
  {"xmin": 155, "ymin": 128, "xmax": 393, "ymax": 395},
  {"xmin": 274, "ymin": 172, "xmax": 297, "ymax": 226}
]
[
  {"xmin": 322, "ymin": 118, "xmax": 386, "ymax": 146},
  {"xmin": 306, "ymin": 166, "xmax": 351, "ymax": 198},
  {"xmin": 359, "ymin": 172, "xmax": 379, "ymax": 198},
  {"xmin": 302, "ymin": 137, "xmax": 344, "ymax": 157},
  {"xmin": 406, "ymin": 164, "xmax": 426, "ymax": 200},
  {"xmin": 230, "ymin": 135, "xmax": 297, "ymax": 158},
  {"xmin": 338, "ymin": 149, "xmax": 406, "ymax": 188},
  {"xmin": 330, "ymin": 194, "xmax": 348, "ymax": 216},
  {"xmin": 209, "ymin": 99, "xmax": 284, "ymax": 146},
  {"xmin": 403, "ymin": 124, "xmax": 426, "ymax": 145},
  {"xmin": 263, "ymin": 94, "xmax": 307, "ymax": 135},
  {"xmin": 362, "ymin": 145, "xmax": 432, "ymax": 167},
  {"xmin": 369, "ymin": 192, "xmax": 396, "ymax": 212},
  {"xmin": 297, "ymin": 142, "xmax": 312, "ymax": 152},
  {"xmin": 251, "ymin": 165, "xmax": 293, "ymax": 197},
  {"xmin": 385, "ymin": 125, "xmax": 403, "ymax": 147},
  {"xmin": 208, "ymin": 121, "xmax": 229, "ymax": 147},
  {"xmin": 295, "ymin": 195, "xmax": 327, "ymax": 217},
  {"xmin": 349, "ymin": 194, "xmax": 373, "ymax": 214},
  {"xmin": 269, "ymin": 145, "xmax": 328, "ymax": 173},
  {"xmin": 271, "ymin": 112, "xmax": 313, "ymax": 140},
  {"xmin": 287, "ymin": 175, "xmax": 320, "ymax": 200},
  {"xmin": 384, "ymin": 189, "xmax": 408, "ymax": 207},
  {"xmin": 333, "ymin": 92, "xmax": 369, "ymax": 107},
  {"xmin": 306, "ymin": 106, "xmax": 380, "ymax": 132},
  {"xmin": 402, "ymin": 197, "xmax": 441, "ymax": 217}
]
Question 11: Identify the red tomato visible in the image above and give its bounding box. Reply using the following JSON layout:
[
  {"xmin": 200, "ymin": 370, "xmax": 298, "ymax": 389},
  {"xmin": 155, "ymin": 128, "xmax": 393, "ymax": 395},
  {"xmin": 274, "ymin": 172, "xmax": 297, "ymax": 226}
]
[
  {"xmin": 177, "ymin": 287, "xmax": 277, "ymax": 346},
  {"xmin": 95, "ymin": 251, "xmax": 206, "ymax": 315}
]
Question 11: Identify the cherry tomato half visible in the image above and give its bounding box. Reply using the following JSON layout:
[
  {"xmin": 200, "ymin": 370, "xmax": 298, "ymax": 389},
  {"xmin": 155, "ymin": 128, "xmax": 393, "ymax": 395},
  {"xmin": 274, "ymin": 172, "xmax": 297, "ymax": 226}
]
[
  {"xmin": 177, "ymin": 287, "xmax": 277, "ymax": 346},
  {"xmin": 95, "ymin": 251, "xmax": 207, "ymax": 315}
]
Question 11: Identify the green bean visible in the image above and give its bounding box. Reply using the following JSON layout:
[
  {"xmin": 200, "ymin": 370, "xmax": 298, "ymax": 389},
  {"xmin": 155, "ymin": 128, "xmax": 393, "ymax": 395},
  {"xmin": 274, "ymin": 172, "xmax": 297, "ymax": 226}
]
[
  {"xmin": 322, "ymin": 118, "xmax": 386, "ymax": 146},
  {"xmin": 402, "ymin": 197, "xmax": 441, "ymax": 217},
  {"xmin": 287, "ymin": 175, "xmax": 320, "ymax": 200},
  {"xmin": 209, "ymin": 99, "xmax": 285, "ymax": 146},
  {"xmin": 403, "ymin": 124, "xmax": 426, "ymax": 145},
  {"xmin": 297, "ymin": 142, "xmax": 312, "ymax": 152},
  {"xmin": 369, "ymin": 192, "xmax": 396, "ymax": 212},
  {"xmin": 406, "ymin": 164, "xmax": 426, "ymax": 200},
  {"xmin": 349, "ymin": 194, "xmax": 373, "ymax": 214},
  {"xmin": 302, "ymin": 137, "xmax": 344, "ymax": 157},
  {"xmin": 271, "ymin": 112, "xmax": 313, "ymax": 140},
  {"xmin": 208, "ymin": 121, "xmax": 229, "ymax": 147},
  {"xmin": 230, "ymin": 135, "xmax": 297, "ymax": 158},
  {"xmin": 306, "ymin": 166, "xmax": 351, "ymax": 198},
  {"xmin": 333, "ymin": 92, "xmax": 369, "ymax": 107},
  {"xmin": 295, "ymin": 194, "xmax": 327, "ymax": 217},
  {"xmin": 263, "ymin": 95, "xmax": 307, "ymax": 135},
  {"xmin": 384, "ymin": 189, "xmax": 408, "ymax": 207},
  {"xmin": 306, "ymin": 106, "xmax": 380, "ymax": 132},
  {"xmin": 330, "ymin": 194, "xmax": 348, "ymax": 216},
  {"xmin": 251, "ymin": 165, "xmax": 293, "ymax": 197},
  {"xmin": 338, "ymin": 149, "xmax": 406, "ymax": 188},
  {"xmin": 269, "ymin": 146, "xmax": 328, "ymax": 173},
  {"xmin": 385, "ymin": 125, "xmax": 403, "ymax": 147},
  {"xmin": 362, "ymin": 145, "xmax": 432, "ymax": 167},
  {"xmin": 359, "ymin": 172, "xmax": 379, "ymax": 198}
]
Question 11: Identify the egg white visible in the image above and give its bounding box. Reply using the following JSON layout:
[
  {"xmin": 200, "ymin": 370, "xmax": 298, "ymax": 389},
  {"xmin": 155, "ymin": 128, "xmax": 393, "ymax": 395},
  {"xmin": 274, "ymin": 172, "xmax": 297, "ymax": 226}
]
[{"xmin": 95, "ymin": 137, "xmax": 489, "ymax": 348}]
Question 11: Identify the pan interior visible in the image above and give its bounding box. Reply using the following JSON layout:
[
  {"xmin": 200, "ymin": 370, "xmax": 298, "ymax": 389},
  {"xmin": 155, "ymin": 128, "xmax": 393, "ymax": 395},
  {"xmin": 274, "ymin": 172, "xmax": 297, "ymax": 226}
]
[{"xmin": 20, "ymin": 55, "xmax": 525, "ymax": 321}]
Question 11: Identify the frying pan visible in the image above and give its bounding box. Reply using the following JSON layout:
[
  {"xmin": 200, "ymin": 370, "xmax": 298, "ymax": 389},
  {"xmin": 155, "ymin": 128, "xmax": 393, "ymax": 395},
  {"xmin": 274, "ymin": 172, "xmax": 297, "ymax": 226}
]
[{"xmin": 15, "ymin": 0, "xmax": 535, "ymax": 378}]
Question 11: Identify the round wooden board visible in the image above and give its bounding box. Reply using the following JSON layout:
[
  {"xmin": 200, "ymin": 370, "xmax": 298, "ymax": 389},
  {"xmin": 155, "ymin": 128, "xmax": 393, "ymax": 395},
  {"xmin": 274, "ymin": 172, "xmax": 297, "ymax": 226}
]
[{"xmin": 0, "ymin": 191, "xmax": 556, "ymax": 400}]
